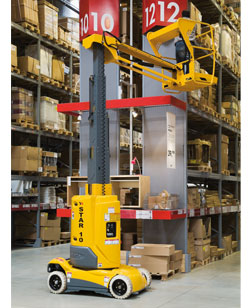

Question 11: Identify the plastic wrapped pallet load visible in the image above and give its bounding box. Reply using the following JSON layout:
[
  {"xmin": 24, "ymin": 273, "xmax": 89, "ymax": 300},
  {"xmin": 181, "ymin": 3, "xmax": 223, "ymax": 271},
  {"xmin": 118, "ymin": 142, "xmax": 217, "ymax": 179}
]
[
  {"xmin": 221, "ymin": 25, "xmax": 232, "ymax": 63},
  {"xmin": 25, "ymin": 44, "xmax": 53, "ymax": 78},
  {"xmin": 11, "ymin": 87, "xmax": 34, "ymax": 122},
  {"xmin": 40, "ymin": 96, "xmax": 59, "ymax": 130},
  {"xmin": 40, "ymin": 186, "xmax": 56, "ymax": 204}
]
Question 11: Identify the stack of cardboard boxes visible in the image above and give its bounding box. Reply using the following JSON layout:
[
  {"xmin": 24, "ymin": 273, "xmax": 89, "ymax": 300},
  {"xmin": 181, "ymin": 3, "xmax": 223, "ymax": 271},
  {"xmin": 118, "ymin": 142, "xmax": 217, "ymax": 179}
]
[
  {"xmin": 38, "ymin": 0, "xmax": 58, "ymax": 40},
  {"xmin": 11, "ymin": 0, "xmax": 39, "ymax": 27},
  {"xmin": 222, "ymin": 95, "xmax": 240, "ymax": 123},
  {"xmin": 202, "ymin": 134, "xmax": 229, "ymax": 173},
  {"xmin": 188, "ymin": 187, "xmax": 201, "ymax": 209},
  {"xmin": 121, "ymin": 233, "xmax": 137, "ymax": 251},
  {"xmin": 42, "ymin": 151, "xmax": 60, "ymax": 175},
  {"xmin": 40, "ymin": 96, "xmax": 66, "ymax": 130},
  {"xmin": 58, "ymin": 18, "xmax": 80, "ymax": 52},
  {"xmin": 189, "ymin": 218, "xmax": 211, "ymax": 262},
  {"xmin": 205, "ymin": 190, "xmax": 221, "ymax": 208},
  {"xmin": 188, "ymin": 232, "xmax": 197, "ymax": 263},
  {"xmin": 129, "ymin": 244, "xmax": 181, "ymax": 275},
  {"xmin": 14, "ymin": 212, "xmax": 61, "ymax": 241},
  {"xmin": 222, "ymin": 234, "xmax": 232, "ymax": 253},
  {"xmin": 58, "ymin": 25, "xmax": 72, "ymax": 47},
  {"xmin": 11, "ymin": 87, "xmax": 35, "ymax": 123},
  {"xmin": 12, "ymin": 146, "xmax": 42, "ymax": 172},
  {"xmin": 65, "ymin": 74, "xmax": 80, "ymax": 92},
  {"xmin": 11, "ymin": 45, "xmax": 18, "ymax": 68},
  {"xmin": 25, "ymin": 45, "xmax": 53, "ymax": 79}
]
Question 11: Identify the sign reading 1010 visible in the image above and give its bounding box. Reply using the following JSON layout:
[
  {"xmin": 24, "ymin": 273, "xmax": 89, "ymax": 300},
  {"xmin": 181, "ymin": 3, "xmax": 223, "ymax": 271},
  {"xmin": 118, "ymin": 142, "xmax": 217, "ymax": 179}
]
[
  {"xmin": 142, "ymin": 0, "xmax": 188, "ymax": 34},
  {"xmin": 79, "ymin": 0, "xmax": 119, "ymax": 41}
]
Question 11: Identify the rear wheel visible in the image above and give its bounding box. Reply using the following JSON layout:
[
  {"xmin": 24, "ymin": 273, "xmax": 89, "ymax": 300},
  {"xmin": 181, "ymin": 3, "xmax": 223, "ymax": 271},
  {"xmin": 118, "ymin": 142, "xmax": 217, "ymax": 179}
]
[
  {"xmin": 109, "ymin": 275, "xmax": 132, "ymax": 299},
  {"xmin": 138, "ymin": 268, "xmax": 152, "ymax": 287},
  {"xmin": 47, "ymin": 271, "xmax": 67, "ymax": 294}
]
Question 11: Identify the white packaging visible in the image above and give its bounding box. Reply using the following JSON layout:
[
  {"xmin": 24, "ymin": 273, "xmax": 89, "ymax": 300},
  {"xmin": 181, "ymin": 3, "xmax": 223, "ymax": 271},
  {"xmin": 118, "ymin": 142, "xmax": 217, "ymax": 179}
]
[
  {"xmin": 40, "ymin": 96, "xmax": 59, "ymax": 129},
  {"xmin": 221, "ymin": 25, "xmax": 232, "ymax": 61},
  {"xmin": 25, "ymin": 45, "xmax": 53, "ymax": 78}
]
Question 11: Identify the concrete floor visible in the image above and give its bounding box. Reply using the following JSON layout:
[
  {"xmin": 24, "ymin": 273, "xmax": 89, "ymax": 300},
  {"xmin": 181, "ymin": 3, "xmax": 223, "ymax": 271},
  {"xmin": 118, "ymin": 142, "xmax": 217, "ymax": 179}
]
[{"xmin": 12, "ymin": 244, "xmax": 240, "ymax": 308}]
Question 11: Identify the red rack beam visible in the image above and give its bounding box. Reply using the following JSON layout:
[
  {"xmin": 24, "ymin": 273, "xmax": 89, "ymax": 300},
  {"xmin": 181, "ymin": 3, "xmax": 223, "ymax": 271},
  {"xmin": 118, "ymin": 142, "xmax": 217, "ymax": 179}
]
[{"xmin": 57, "ymin": 95, "xmax": 186, "ymax": 116}]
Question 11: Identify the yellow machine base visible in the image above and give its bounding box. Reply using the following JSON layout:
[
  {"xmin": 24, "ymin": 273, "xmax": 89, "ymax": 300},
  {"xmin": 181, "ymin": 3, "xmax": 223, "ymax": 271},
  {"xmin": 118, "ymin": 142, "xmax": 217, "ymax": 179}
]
[{"xmin": 47, "ymin": 257, "xmax": 149, "ymax": 299}]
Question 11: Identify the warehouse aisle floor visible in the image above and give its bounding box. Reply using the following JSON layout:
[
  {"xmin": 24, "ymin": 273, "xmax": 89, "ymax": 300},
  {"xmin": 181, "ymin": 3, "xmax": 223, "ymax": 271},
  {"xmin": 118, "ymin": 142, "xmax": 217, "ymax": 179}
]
[{"xmin": 11, "ymin": 244, "xmax": 240, "ymax": 308}]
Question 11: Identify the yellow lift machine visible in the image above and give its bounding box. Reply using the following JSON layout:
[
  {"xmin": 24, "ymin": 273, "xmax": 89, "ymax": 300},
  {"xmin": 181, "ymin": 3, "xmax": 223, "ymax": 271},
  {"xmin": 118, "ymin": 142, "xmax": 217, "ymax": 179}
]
[{"xmin": 47, "ymin": 18, "xmax": 217, "ymax": 299}]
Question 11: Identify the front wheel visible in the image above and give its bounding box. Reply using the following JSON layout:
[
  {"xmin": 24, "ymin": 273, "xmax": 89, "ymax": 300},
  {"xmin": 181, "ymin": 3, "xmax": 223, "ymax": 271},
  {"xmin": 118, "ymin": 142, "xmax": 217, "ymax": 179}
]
[
  {"xmin": 47, "ymin": 271, "xmax": 67, "ymax": 294},
  {"xmin": 138, "ymin": 268, "xmax": 152, "ymax": 287},
  {"xmin": 109, "ymin": 275, "xmax": 132, "ymax": 299}
]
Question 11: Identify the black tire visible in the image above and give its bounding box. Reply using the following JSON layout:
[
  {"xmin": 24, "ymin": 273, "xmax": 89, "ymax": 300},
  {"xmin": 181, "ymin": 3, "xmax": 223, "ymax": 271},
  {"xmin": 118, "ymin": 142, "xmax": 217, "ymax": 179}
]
[
  {"xmin": 47, "ymin": 271, "xmax": 67, "ymax": 294},
  {"xmin": 138, "ymin": 268, "xmax": 152, "ymax": 287},
  {"xmin": 109, "ymin": 275, "xmax": 133, "ymax": 299}
]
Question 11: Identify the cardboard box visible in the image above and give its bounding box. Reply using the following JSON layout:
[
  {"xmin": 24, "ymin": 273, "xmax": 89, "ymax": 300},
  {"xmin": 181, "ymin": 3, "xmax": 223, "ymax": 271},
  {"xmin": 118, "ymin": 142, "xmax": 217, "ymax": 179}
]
[
  {"xmin": 194, "ymin": 238, "xmax": 211, "ymax": 246},
  {"xmin": 232, "ymin": 241, "xmax": 238, "ymax": 249},
  {"xmin": 18, "ymin": 56, "xmax": 40, "ymax": 76},
  {"xmin": 210, "ymin": 246, "xmax": 218, "ymax": 257},
  {"xmin": 190, "ymin": 2, "xmax": 202, "ymax": 35},
  {"xmin": 12, "ymin": 0, "xmax": 39, "ymax": 25},
  {"xmin": 131, "ymin": 243, "xmax": 175, "ymax": 257},
  {"xmin": 195, "ymin": 244, "xmax": 210, "ymax": 261},
  {"xmin": 25, "ymin": 44, "xmax": 53, "ymax": 78},
  {"xmin": 52, "ymin": 58, "xmax": 65, "ymax": 82},
  {"xmin": 189, "ymin": 218, "xmax": 211, "ymax": 239},
  {"xmin": 60, "ymin": 231, "xmax": 70, "ymax": 239},
  {"xmin": 222, "ymin": 235, "xmax": 232, "ymax": 251},
  {"xmin": 129, "ymin": 254, "xmax": 170, "ymax": 274},
  {"xmin": 40, "ymin": 212, "xmax": 61, "ymax": 227},
  {"xmin": 170, "ymin": 250, "xmax": 183, "ymax": 262},
  {"xmin": 11, "ymin": 44, "xmax": 18, "ymax": 67},
  {"xmin": 15, "ymin": 225, "xmax": 61, "ymax": 241},
  {"xmin": 11, "ymin": 146, "xmax": 42, "ymax": 172},
  {"xmin": 188, "ymin": 188, "xmax": 201, "ymax": 209},
  {"xmin": 170, "ymin": 260, "xmax": 182, "ymax": 271},
  {"xmin": 120, "ymin": 250, "xmax": 129, "ymax": 265}
]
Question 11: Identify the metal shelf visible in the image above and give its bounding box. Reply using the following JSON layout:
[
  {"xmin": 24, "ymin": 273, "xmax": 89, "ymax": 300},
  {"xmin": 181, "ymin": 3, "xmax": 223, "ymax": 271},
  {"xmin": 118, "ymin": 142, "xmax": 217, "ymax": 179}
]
[
  {"xmin": 11, "ymin": 203, "xmax": 67, "ymax": 211},
  {"xmin": 11, "ymin": 175, "xmax": 67, "ymax": 183},
  {"xmin": 11, "ymin": 22, "xmax": 79, "ymax": 59},
  {"xmin": 187, "ymin": 170, "xmax": 240, "ymax": 182},
  {"xmin": 188, "ymin": 206, "xmax": 240, "ymax": 217},
  {"xmin": 11, "ymin": 125, "xmax": 79, "ymax": 142}
]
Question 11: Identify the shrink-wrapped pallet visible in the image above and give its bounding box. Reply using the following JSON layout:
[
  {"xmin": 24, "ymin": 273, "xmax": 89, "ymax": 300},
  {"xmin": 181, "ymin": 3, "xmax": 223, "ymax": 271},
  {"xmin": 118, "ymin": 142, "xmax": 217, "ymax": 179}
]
[
  {"xmin": 211, "ymin": 23, "xmax": 221, "ymax": 52},
  {"xmin": 38, "ymin": 0, "xmax": 58, "ymax": 40},
  {"xmin": 25, "ymin": 44, "xmax": 53, "ymax": 78},
  {"xmin": 40, "ymin": 96, "xmax": 59, "ymax": 130},
  {"xmin": 221, "ymin": 25, "xmax": 232, "ymax": 63}
]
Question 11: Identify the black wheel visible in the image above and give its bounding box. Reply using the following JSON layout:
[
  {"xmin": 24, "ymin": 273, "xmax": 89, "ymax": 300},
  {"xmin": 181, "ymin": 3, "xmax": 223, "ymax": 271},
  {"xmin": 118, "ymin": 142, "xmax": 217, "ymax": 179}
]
[
  {"xmin": 109, "ymin": 275, "xmax": 132, "ymax": 299},
  {"xmin": 47, "ymin": 271, "xmax": 67, "ymax": 294}
]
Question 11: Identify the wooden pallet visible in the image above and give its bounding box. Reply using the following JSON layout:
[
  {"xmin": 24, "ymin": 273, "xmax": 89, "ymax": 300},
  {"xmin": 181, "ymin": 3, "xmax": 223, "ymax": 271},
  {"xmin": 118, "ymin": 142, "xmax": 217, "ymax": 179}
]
[
  {"xmin": 50, "ymin": 79, "xmax": 63, "ymax": 88},
  {"xmin": 188, "ymin": 97, "xmax": 199, "ymax": 107},
  {"xmin": 222, "ymin": 57, "xmax": 234, "ymax": 71},
  {"xmin": 191, "ymin": 260, "xmax": 200, "ymax": 269},
  {"xmin": 11, "ymin": 65, "xmax": 20, "ymax": 74},
  {"xmin": 204, "ymin": 105, "xmax": 216, "ymax": 117},
  {"xmin": 41, "ymin": 171, "xmax": 58, "ymax": 178},
  {"xmin": 197, "ymin": 257, "xmax": 210, "ymax": 266},
  {"xmin": 18, "ymin": 21, "xmax": 40, "ymax": 34},
  {"xmin": 57, "ymin": 129, "xmax": 74, "ymax": 137},
  {"xmin": 41, "ymin": 33, "xmax": 54, "ymax": 41},
  {"xmin": 41, "ymin": 75, "xmax": 52, "ymax": 84},
  {"xmin": 71, "ymin": 48, "xmax": 80, "ymax": 55},
  {"xmin": 120, "ymin": 142, "xmax": 129, "ymax": 148},
  {"xmin": 58, "ymin": 39, "xmax": 70, "ymax": 50},
  {"xmin": 12, "ymin": 119, "xmax": 39, "ymax": 130},
  {"xmin": 215, "ymin": 51, "xmax": 222, "ymax": 62},
  {"xmin": 188, "ymin": 165, "xmax": 212, "ymax": 173},
  {"xmin": 210, "ymin": 256, "xmax": 219, "ymax": 262},
  {"xmin": 20, "ymin": 71, "xmax": 39, "ymax": 80},
  {"xmin": 12, "ymin": 171, "xmax": 41, "ymax": 176},
  {"xmin": 221, "ymin": 169, "xmax": 230, "ymax": 176},
  {"xmin": 221, "ymin": 115, "xmax": 230, "ymax": 123},
  {"xmin": 225, "ymin": 249, "xmax": 233, "ymax": 257},
  {"xmin": 59, "ymin": 239, "xmax": 70, "ymax": 244},
  {"xmin": 197, "ymin": 103, "xmax": 206, "ymax": 112},
  {"xmin": 40, "ymin": 126, "xmax": 56, "ymax": 134},
  {"xmin": 152, "ymin": 268, "xmax": 180, "ymax": 281}
]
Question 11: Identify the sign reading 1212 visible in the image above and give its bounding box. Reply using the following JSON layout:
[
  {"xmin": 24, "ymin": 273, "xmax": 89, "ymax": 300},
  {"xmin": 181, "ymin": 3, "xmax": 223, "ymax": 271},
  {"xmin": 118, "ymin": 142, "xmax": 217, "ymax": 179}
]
[
  {"xmin": 79, "ymin": 0, "xmax": 119, "ymax": 41},
  {"xmin": 142, "ymin": 0, "xmax": 188, "ymax": 34}
]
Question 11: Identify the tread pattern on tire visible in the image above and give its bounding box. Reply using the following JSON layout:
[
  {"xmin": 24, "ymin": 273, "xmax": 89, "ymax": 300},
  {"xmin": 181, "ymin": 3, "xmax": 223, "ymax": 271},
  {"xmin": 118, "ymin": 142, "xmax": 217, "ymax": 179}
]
[
  {"xmin": 109, "ymin": 274, "xmax": 133, "ymax": 299},
  {"xmin": 47, "ymin": 271, "xmax": 67, "ymax": 294}
]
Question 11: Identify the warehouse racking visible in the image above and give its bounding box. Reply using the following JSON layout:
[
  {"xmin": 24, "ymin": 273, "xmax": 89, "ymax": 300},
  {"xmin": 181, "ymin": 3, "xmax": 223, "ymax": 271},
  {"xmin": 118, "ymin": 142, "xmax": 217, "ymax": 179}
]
[
  {"xmin": 11, "ymin": 0, "xmax": 241, "ymax": 263},
  {"xmin": 11, "ymin": 0, "xmax": 80, "ymax": 247}
]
